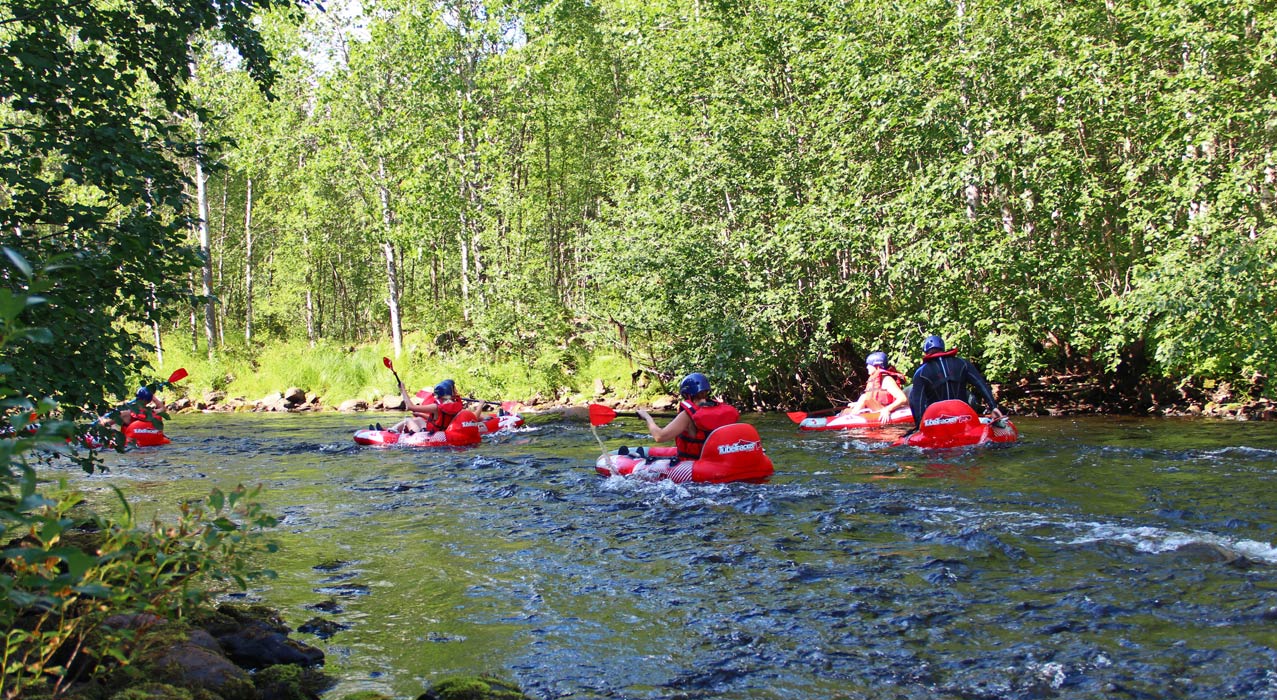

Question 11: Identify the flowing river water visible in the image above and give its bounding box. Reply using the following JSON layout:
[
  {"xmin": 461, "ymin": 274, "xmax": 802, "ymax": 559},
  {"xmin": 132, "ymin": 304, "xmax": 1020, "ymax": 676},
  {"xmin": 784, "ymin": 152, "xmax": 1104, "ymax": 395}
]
[{"xmin": 60, "ymin": 412, "xmax": 1277, "ymax": 699}]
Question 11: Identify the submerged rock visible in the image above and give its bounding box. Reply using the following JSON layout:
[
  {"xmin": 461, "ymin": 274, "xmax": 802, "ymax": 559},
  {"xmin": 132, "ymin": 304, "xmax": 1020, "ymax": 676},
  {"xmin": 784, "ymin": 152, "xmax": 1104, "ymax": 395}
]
[
  {"xmin": 146, "ymin": 641, "xmax": 255, "ymax": 700},
  {"xmin": 254, "ymin": 662, "xmax": 334, "ymax": 700},
  {"xmin": 298, "ymin": 617, "xmax": 350, "ymax": 640},
  {"xmin": 418, "ymin": 676, "xmax": 530, "ymax": 700}
]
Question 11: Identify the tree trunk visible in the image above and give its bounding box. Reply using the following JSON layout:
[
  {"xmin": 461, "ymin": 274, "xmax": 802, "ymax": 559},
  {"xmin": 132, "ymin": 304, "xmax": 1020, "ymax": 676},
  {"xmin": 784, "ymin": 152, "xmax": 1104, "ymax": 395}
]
[
  {"xmin": 217, "ymin": 170, "xmax": 227, "ymax": 342},
  {"xmin": 458, "ymin": 108, "xmax": 472, "ymax": 324},
  {"xmin": 244, "ymin": 175, "xmax": 254, "ymax": 343},
  {"xmin": 377, "ymin": 157, "xmax": 404, "ymax": 357},
  {"xmin": 302, "ymin": 228, "xmax": 316, "ymax": 347},
  {"xmin": 194, "ymin": 128, "xmax": 216, "ymax": 359},
  {"xmin": 189, "ymin": 270, "xmax": 199, "ymax": 353},
  {"xmin": 150, "ymin": 283, "xmax": 164, "ymax": 367},
  {"xmin": 305, "ymin": 289, "xmax": 316, "ymax": 347}
]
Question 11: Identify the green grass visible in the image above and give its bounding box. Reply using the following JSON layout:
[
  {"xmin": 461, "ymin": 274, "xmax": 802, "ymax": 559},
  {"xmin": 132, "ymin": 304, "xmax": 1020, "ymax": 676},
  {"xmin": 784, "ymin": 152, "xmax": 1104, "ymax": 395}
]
[{"xmin": 148, "ymin": 334, "xmax": 665, "ymax": 407}]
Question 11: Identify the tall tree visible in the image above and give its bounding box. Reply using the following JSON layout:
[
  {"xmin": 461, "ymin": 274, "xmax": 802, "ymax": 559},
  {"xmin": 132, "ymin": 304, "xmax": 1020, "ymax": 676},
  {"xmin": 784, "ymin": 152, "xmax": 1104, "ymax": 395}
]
[{"xmin": 0, "ymin": 0, "xmax": 307, "ymax": 414}]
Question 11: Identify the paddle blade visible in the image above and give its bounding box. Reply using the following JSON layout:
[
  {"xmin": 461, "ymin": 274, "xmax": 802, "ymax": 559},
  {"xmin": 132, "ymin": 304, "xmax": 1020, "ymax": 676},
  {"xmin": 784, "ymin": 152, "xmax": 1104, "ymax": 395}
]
[
  {"xmin": 588, "ymin": 403, "xmax": 618, "ymax": 427},
  {"xmin": 785, "ymin": 411, "xmax": 808, "ymax": 424},
  {"xmin": 167, "ymin": 368, "xmax": 188, "ymax": 383},
  {"xmin": 382, "ymin": 356, "xmax": 394, "ymax": 371}
]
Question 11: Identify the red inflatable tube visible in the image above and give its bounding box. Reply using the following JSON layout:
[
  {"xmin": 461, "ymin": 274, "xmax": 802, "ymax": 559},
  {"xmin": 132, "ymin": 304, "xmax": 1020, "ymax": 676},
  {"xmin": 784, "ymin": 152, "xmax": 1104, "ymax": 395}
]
[
  {"xmin": 123, "ymin": 419, "xmax": 170, "ymax": 447},
  {"xmin": 893, "ymin": 400, "xmax": 1018, "ymax": 449},
  {"xmin": 595, "ymin": 423, "xmax": 774, "ymax": 484},
  {"xmin": 354, "ymin": 412, "xmax": 524, "ymax": 447}
]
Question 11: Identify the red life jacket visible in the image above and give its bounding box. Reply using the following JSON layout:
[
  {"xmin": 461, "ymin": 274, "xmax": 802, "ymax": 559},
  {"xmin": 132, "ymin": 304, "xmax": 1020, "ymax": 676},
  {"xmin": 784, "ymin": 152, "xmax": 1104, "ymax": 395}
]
[
  {"xmin": 675, "ymin": 400, "xmax": 741, "ymax": 461},
  {"xmin": 426, "ymin": 399, "xmax": 464, "ymax": 432},
  {"xmin": 866, "ymin": 367, "xmax": 907, "ymax": 406}
]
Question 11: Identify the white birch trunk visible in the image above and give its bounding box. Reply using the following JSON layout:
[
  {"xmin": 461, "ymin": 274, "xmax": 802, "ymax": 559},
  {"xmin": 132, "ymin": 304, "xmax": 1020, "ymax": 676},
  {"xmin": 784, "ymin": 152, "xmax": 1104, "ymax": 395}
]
[
  {"xmin": 194, "ymin": 132, "xmax": 216, "ymax": 359},
  {"xmin": 377, "ymin": 157, "xmax": 404, "ymax": 357},
  {"xmin": 244, "ymin": 176, "xmax": 254, "ymax": 343}
]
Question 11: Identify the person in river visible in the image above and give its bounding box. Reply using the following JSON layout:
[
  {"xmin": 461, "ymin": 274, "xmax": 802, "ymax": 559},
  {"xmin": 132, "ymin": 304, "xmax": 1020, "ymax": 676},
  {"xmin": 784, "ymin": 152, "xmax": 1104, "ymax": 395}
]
[
  {"xmin": 384, "ymin": 379, "xmax": 470, "ymax": 434},
  {"xmin": 908, "ymin": 335, "xmax": 1006, "ymax": 427},
  {"xmin": 633, "ymin": 372, "xmax": 740, "ymax": 461},
  {"xmin": 839, "ymin": 351, "xmax": 910, "ymax": 425},
  {"xmin": 98, "ymin": 386, "xmax": 167, "ymax": 430}
]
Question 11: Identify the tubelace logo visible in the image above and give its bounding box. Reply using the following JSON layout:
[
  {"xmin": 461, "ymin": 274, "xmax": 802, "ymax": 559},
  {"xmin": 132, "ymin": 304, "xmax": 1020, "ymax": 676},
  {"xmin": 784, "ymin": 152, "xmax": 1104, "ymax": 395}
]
[
  {"xmin": 717, "ymin": 439, "xmax": 760, "ymax": 456},
  {"xmin": 462, "ymin": 421, "xmax": 482, "ymax": 428},
  {"xmin": 923, "ymin": 415, "xmax": 970, "ymax": 428}
]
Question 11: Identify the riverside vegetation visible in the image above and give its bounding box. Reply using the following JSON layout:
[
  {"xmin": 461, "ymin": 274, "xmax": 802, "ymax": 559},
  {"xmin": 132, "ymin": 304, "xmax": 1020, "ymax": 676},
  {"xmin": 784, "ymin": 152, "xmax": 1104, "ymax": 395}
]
[{"xmin": 1, "ymin": 0, "xmax": 1274, "ymax": 698}]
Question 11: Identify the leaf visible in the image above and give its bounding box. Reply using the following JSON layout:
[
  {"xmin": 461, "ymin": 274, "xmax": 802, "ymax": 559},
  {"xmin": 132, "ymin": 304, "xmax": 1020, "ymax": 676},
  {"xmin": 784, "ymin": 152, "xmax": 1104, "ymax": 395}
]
[{"xmin": 2, "ymin": 247, "xmax": 33, "ymax": 278}]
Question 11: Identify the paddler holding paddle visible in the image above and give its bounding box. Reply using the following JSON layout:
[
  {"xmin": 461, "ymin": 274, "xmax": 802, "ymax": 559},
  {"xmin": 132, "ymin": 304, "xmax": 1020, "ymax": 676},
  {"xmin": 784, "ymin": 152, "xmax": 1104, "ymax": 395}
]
[
  {"xmin": 385, "ymin": 379, "xmax": 470, "ymax": 434},
  {"xmin": 633, "ymin": 372, "xmax": 740, "ymax": 461},
  {"xmin": 97, "ymin": 367, "xmax": 186, "ymax": 430}
]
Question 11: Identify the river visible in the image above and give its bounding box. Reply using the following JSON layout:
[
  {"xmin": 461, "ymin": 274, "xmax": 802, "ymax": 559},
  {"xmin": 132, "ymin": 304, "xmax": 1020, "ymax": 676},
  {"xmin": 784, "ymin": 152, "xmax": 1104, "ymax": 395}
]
[{"xmin": 63, "ymin": 412, "xmax": 1277, "ymax": 699}]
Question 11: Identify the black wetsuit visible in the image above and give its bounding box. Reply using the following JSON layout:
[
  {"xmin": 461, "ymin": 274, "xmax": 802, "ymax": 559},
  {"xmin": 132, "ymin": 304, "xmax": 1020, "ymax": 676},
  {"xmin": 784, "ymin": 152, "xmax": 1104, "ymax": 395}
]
[{"xmin": 909, "ymin": 353, "xmax": 1000, "ymax": 426}]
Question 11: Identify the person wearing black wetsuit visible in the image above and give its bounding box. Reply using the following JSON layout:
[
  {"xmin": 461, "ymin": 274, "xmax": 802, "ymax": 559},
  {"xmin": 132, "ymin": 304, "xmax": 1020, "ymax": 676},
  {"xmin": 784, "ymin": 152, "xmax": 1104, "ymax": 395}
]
[{"xmin": 908, "ymin": 335, "xmax": 1007, "ymax": 427}]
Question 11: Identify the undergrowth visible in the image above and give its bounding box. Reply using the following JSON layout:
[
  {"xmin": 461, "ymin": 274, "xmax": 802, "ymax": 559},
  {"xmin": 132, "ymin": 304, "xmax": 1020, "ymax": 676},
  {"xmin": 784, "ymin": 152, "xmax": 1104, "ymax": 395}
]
[{"xmin": 149, "ymin": 334, "xmax": 663, "ymax": 406}]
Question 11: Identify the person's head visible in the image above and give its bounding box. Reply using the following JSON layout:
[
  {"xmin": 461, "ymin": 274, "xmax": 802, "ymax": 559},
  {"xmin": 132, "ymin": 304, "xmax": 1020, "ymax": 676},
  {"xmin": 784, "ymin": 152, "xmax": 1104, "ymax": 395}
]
[
  {"xmin": 923, "ymin": 335, "xmax": 945, "ymax": 354},
  {"xmin": 678, "ymin": 372, "xmax": 711, "ymax": 400},
  {"xmin": 136, "ymin": 386, "xmax": 154, "ymax": 403},
  {"xmin": 433, "ymin": 379, "xmax": 457, "ymax": 399},
  {"xmin": 866, "ymin": 351, "xmax": 888, "ymax": 370}
]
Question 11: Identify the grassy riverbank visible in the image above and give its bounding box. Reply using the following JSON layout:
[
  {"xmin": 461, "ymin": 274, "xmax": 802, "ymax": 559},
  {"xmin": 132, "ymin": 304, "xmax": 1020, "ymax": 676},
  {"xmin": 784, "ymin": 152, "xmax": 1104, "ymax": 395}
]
[
  {"xmin": 149, "ymin": 337, "xmax": 1275, "ymax": 420},
  {"xmin": 151, "ymin": 335, "xmax": 654, "ymax": 408}
]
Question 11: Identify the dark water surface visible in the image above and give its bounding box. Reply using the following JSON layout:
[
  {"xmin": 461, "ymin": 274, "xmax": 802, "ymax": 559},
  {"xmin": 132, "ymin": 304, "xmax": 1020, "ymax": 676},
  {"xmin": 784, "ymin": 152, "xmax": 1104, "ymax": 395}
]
[{"xmin": 65, "ymin": 412, "xmax": 1277, "ymax": 699}]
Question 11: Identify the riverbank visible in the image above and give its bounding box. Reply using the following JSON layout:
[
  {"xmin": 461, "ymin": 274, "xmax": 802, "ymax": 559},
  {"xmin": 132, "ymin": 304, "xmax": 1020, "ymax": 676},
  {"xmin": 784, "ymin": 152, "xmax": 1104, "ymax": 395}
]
[
  {"xmin": 161, "ymin": 371, "xmax": 1275, "ymax": 421},
  {"xmin": 148, "ymin": 335, "xmax": 1275, "ymax": 420}
]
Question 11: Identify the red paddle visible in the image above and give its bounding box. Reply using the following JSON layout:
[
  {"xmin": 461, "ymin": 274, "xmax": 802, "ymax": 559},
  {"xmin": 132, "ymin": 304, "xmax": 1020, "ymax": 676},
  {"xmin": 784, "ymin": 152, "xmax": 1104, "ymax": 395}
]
[
  {"xmin": 382, "ymin": 356, "xmax": 402, "ymax": 386},
  {"xmin": 586, "ymin": 404, "xmax": 618, "ymax": 474},
  {"xmin": 588, "ymin": 403, "xmax": 618, "ymax": 427},
  {"xmin": 167, "ymin": 367, "xmax": 189, "ymax": 384}
]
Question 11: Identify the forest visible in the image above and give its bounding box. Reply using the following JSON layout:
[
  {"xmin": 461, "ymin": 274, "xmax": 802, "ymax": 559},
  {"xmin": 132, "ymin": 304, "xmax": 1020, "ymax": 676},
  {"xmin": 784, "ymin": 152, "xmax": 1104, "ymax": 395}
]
[
  {"xmin": 0, "ymin": 1, "xmax": 1274, "ymax": 695},
  {"xmin": 5, "ymin": 0, "xmax": 1276, "ymax": 413}
]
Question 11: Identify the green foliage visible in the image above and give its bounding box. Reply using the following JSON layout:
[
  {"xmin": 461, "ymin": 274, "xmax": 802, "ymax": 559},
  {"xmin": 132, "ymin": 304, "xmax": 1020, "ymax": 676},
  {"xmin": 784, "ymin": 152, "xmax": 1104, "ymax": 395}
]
[
  {"xmin": 0, "ymin": 272, "xmax": 279, "ymax": 699},
  {"xmin": 139, "ymin": 0, "xmax": 1277, "ymax": 403},
  {"xmin": 1, "ymin": 2, "xmax": 299, "ymax": 698},
  {"xmin": 1, "ymin": 483, "xmax": 279, "ymax": 699},
  {"xmin": 1, "ymin": 0, "xmax": 309, "ymax": 417}
]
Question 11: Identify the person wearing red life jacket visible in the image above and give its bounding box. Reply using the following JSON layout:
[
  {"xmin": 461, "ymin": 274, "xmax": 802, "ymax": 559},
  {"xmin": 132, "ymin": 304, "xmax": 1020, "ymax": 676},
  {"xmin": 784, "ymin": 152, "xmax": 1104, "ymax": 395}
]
[
  {"xmin": 98, "ymin": 386, "xmax": 166, "ymax": 430},
  {"xmin": 908, "ymin": 335, "xmax": 1006, "ymax": 427},
  {"xmin": 386, "ymin": 379, "xmax": 468, "ymax": 434},
  {"xmin": 635, "ymin": 372, "xmax": 740, "ymax": 461},
  {"xmin": 839, "ymin": 351, "xmax": 910, "ymax": 425}
]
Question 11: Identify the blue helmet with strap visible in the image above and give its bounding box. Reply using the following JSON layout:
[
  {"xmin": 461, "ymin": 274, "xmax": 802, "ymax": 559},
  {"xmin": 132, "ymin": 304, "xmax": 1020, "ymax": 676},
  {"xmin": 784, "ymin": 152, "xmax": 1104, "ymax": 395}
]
[
  {"xmin": 136, "ymin": 386, "xmax": 154, "ymax": 402},
  {"xmin": 678, "ymin": 372, "xmax": 711, "ymax": 398},
  {"xmin": 434, "ymin": 379, "xmax": 456, "ymax": 397},
  {"xmin": 866, "ymin": 351, "xmax": 888, "ymax": 368},
  {"xmin": 923, "ymin": 335, "xmax": 945, "ymax": 354}
]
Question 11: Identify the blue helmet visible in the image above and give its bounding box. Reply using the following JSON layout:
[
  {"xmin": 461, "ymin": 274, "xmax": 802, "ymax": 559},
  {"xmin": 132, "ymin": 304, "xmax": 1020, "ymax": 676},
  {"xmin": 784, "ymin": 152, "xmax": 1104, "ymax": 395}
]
[
  {"xmin": 923, "ymin": 335, "xmax": 945, "ymax": 354},
  {"xmin": 866, "ymin": 351, "xmax": 888, "ymax": 368},
  {"xmin": 136, "ymin": 386, "xmax": 154, "ymax": 402},
  {"xmin": 678, "ymin": 372, "xmax": 711, "ymax": 398},
  {"xmin": 433, "ymin": 379, "xmax": 456, "ymax": 397}
]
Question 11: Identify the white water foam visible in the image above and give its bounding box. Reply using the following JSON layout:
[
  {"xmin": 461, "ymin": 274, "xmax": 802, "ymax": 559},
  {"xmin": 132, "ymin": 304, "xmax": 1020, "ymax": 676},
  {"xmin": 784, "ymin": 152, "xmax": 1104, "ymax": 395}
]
[
  {"xmin": 1067, "ymin": 523, "xmax": 1277, "ymax": 564},
  {"xmin": 913, "ymin": 504, "xmax": 1277, "ymax": 565}
]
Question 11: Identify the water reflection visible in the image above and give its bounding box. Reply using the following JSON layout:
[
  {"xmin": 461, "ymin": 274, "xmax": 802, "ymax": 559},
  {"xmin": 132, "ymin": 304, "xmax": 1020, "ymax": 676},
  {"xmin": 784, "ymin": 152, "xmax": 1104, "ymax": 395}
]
[{"xmin": 59, "ymin": 412, "xmax": 1277, "ymax": 699}]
